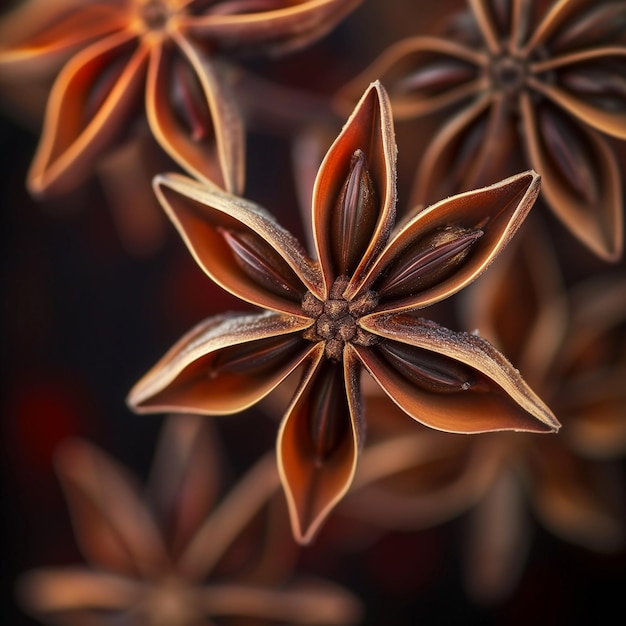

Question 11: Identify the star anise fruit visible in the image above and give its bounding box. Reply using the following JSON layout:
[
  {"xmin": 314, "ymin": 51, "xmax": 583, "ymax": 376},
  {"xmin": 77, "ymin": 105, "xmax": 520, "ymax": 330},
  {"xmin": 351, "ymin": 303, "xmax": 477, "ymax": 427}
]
[
  {"xmin": 339, "ymin": 0, "xmax": 626, "ymax": 260},
  {"xmin": 339, "ymin": 223, "xmax": 626, "ymax": 602},
  {"xmin": 127, "ymin": 81, "xmax": 559, "ymax": 545},
  {"xmin": 17, "ymin": 415, "xmax": 362, "ymax": 625},
  {"xmin": 0, "ymin": 0, "xmax": 362, "ymax": 195}
]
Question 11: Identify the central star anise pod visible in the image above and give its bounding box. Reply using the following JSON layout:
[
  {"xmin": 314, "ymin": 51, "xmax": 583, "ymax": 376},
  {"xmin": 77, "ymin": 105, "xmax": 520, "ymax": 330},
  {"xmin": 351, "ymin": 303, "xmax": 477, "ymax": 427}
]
[
  {"xmin": 0, "ymin": 0, "xmax": 361, "ymax": 195},
  {"xmin": 128, "ymin": 81, "xmax": 559, "ymax": 544},
  {"xmin": 339, "ymin": 0, "xmax": 626, "ymax": 261}
]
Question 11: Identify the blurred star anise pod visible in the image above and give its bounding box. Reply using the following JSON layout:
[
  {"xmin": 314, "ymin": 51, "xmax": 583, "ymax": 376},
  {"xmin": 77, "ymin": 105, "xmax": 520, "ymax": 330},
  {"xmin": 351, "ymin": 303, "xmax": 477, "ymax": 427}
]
[
  {"xmin": 127, "ymin": 81, "xmax": 559, "ymax": 545},
  {"xmin": 17, "ymin": 414, "xmax": 363, "ymax": 625},
  {"xmin": 0, "ymin": 0, "xmax": 362, "ymax": 195},
  {"xmin": 339, "ymin": 223, "xmax": 626, "ymax": 602},
  {"xmin": 340, "ymin": 0, "xmax": 626, "ymax": 261}
]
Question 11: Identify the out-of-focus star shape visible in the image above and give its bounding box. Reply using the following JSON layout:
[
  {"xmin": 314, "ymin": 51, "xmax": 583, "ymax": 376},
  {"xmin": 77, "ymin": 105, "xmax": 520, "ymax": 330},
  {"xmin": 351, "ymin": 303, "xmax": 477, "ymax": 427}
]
[
  {"xmin": 0, "ymin": 0, "xmax": 362, "ymax": 195},
  {"xmin": 16, "ymin": 414, "xmax": 363, "ymax": 625},
  {"xmin": 339, "ymin": 0, "xmax": 626, "ymax": 260},
  {"xmin": 339, "ymin": 222, "xmax": 626, "ymax": 602}
]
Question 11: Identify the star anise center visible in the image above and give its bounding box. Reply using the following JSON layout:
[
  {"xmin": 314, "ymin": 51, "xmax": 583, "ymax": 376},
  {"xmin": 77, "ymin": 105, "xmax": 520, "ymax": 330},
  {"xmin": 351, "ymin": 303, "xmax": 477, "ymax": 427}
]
[
  {"xmin": 302, "ymin": 277, "xmax": 380, "ymax": 361},
  {"xmin": 138, "ymin": 0, "xmax": 177, "ymax": 32},
  {"xmin": 490, "ymin": 54, "xmax": 527, "ymax": 97}
]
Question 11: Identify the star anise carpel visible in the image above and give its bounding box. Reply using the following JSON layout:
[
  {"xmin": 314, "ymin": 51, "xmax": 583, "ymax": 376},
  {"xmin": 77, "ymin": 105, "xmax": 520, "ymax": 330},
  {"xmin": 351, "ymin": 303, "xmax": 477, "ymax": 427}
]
[
  {"xmin": 127, "ymin": 80, "xmax": 559, "ymax": 545},
  {"xmin": 0, "ymin": 0, "xmax": 362, "ymax": 196},
  {"xmin": 339, "ymin": 0, "xmax": 626, "ymax": 261}
]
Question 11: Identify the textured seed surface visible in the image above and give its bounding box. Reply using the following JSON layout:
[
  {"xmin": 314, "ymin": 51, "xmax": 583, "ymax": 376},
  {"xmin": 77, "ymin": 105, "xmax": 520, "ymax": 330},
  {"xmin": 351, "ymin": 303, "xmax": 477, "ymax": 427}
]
[
  {"xmin": 220, "ymin": 228, "xmax": 304, "ymax": 300},
  {"xmin": 308, "ymin": 364, "xmax": 349, "ymax": 466},
  {"xmin": 210, "ymin": 335, "xmax": 302, "ymax": 377},
  {"xmin": 172, "ymin": 59, "xmax": 213, "ymax": 142},
  {"xmin": 394, "ymin": 60, "xmax": 477, "ymax": 96},
  {"xmin": 331, "ymin": 150, "xmax": 379, "ymax": 276},
  {"xmin": 538, "ymin": 106, "xmax": 598, "ymax": 204},
  {"xmin": 378, "ymin": 340, "xmax": 477, "ymax": 393},
  {"xmin": 377, "ymin": 225, "xmax": 483, "ymax": 299}
]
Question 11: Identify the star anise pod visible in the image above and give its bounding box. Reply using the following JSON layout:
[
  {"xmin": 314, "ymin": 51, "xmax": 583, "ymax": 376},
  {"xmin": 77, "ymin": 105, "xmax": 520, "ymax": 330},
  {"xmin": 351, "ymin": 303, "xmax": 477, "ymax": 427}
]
[
  {"xmin": 127, "ymin": 81, "xmax": 559, "ymax": 545},
  {"xmin": 339, "ymin": 223, "xmax": 626, "ymax": 602},
  {"xmin": 339, "ymin": 0, "xmax": 626, "ymax": 261},
  {"xmin": 460, "ymin": 226, "xmax": 626, "ymax": 601},
  {"xmin": 0, "ymin": 0, "xmax": 362, "ymax": 195},
  {"xmin": 17, "ymin": 414, "xmax": 363, "ymax": 625}
]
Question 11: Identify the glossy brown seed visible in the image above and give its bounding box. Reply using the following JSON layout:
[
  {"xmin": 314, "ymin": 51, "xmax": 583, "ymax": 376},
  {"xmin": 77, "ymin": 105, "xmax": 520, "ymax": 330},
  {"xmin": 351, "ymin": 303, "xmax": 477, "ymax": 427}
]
[
  {"xmin": 172, "ymin": 57, "xmax": 214, "ymax": 142},
  {"xmin": 376, "ymin": 225, "xmax": 483, "ymax": 299},
  {"xmin": 199, "ymin": 1, "xmax": 285, "ymax": 17},
  {"xmin": 211, "ymin": 335, "xmax": 304, "ymax": 377},
  {"xmin": 307, "ymin": 363, "xmax": 349, "ymax": 465},
  {"xmin": 393, "ymin": 60, "xmax": 477, "ymax": 97},
  {"xmin": 377, "ymin": 340, "xmax": 478, "ymax": 394},
  {"xmin": 83, "ymin": 51, "xmax": 133, "ymax": 126},
  {"xmin": 219, "ymin": 228, "xmax": 304, "ymax": 300},
  {"xmin": 559, "ymin": 64, "xmax": 626, "ymax": 111},
  {"xmin": 490, "ymin": 0, "xmax": 511, "ymax": 38},
  {"xmin": 552, "ymin": 3, "xmax": 626, "ymax": 50},
  {"xmin": 447, "ymin": 112, "xmax": 490, "ymax": 192},
  {"xmin": 331, "ymin": 149, "xmax": 379, "ymax": 276},
  {"xmin": 538, "ymin": 104, "xmax": 599, "ymax": 205}
]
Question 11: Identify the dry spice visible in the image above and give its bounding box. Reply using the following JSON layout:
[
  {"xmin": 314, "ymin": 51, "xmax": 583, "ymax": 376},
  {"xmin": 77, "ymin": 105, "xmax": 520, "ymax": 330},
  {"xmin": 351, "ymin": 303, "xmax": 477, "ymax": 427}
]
[{"xmin": 128, "ymin": 81, "xmax": 559, "ymax": 544}]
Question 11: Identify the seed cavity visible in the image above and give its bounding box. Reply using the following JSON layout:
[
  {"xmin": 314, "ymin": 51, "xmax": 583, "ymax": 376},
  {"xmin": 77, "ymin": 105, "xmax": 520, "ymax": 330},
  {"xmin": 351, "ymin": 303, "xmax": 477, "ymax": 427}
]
[
  {"xmin": 210, "ymin": 335, "xmax": 302, "ymax": 377},
  {"xmin": 171, "ymin": 58, "xmax": 213, "ymax": 142},
  {"xmin": 551, "ymin": 3, "xmax": 626, "ymax": 50},
  {"xmin": 307, "ymin": 363, "xmax": 349, "ymax": 466},
  {"xmin": 394, "ymin": 60, "xmax": 477, "ymax": 97},
  {"xmin": 331, "ymin": 150, "xmax": 379, "ymax": 276},
  {"xmin": 559, "ymin": 63, "xmax": 626, "ymax": 113},
  {"xmin": 378, "ymin": 341, "xmax": 477, "ymax": 393},
  {"xmin": 377, "ymin": 225, "xmax": 483, "ymax": 299},
  {"xmin": 199, "ymin": 0, "xmax": 283, "ymax": 17},
  {"xmin": 219, "ymin": 228, "xmax": 304, "ymax": 301},
  {"xmin": 538, "ymin": 104, "xmax": 599, "ymax": 205},
  {"xmin": 84, "ymin": 53, "xmax": 131, "ymax": 126}
]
